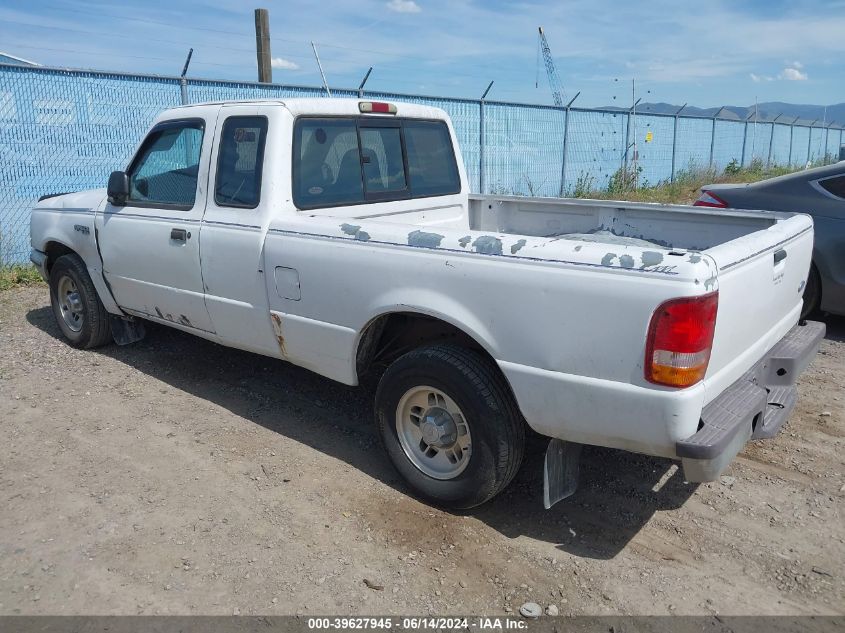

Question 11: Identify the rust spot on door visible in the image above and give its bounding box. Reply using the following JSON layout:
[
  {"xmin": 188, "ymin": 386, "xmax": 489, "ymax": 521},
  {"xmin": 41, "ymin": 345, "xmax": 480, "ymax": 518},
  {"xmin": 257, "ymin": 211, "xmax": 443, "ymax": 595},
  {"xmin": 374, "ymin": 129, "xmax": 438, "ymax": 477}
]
[{"xmin": 270, "ymin": 313, "xmax": 287, "ymax": 356}]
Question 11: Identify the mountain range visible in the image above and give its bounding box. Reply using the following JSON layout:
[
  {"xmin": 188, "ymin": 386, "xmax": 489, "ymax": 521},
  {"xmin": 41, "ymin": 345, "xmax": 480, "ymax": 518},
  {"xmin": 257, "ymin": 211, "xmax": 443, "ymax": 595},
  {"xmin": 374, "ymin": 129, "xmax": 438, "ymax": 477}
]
[{"xmin": 602, "ymin": 101, "xmax": 845, "ymax": 126}]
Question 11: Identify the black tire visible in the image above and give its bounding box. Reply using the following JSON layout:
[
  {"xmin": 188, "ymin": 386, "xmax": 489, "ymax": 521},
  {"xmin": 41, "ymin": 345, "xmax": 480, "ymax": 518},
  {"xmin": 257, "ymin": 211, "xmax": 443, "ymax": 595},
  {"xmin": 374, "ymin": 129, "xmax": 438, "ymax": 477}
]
[
  {"xmin": 801, "ymin": 263, "xmax": 821, "ymax": 320},
  {"xmin": 375, "ymin": 344, "xmax": 525, "ymax": 509},
  {"xmin": 49, "ymin": 254, "xmax": 113, "ymax": 349}
]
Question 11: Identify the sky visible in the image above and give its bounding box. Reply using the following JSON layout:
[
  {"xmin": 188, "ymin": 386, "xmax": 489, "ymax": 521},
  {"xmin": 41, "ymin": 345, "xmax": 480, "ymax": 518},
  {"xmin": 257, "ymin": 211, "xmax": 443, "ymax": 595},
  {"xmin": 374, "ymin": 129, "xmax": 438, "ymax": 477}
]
[{"xmin": 1, "ymin": 0, "xmax": 843, "ymax": 108}]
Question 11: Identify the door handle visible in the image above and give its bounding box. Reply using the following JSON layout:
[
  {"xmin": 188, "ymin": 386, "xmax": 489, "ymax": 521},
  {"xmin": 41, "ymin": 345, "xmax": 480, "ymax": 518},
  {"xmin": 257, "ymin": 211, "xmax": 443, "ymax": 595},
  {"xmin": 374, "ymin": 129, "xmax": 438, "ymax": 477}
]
[
  {"xmin": 170, "ymin": 228, "xmax": 188, "ymax": 242},
  {"xmin": 773, "ymin": 249, "xmax": 787, "ymax": 265}
]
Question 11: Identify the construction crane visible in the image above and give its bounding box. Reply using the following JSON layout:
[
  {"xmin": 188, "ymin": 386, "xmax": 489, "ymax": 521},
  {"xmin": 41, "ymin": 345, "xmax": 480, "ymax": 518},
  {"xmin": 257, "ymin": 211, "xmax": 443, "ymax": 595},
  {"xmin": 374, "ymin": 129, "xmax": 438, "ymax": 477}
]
[{"xmin": 536, "ymin": 26, "xmax": 565, "ymax": 106}]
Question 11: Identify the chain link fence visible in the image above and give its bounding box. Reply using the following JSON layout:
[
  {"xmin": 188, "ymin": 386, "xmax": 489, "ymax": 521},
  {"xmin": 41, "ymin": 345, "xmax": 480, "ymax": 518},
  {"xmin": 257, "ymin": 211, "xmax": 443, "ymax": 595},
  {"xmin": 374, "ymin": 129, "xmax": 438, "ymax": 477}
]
[{"xmin": 2, "ymin": 62, "xmax": 843, "ymax": 264}]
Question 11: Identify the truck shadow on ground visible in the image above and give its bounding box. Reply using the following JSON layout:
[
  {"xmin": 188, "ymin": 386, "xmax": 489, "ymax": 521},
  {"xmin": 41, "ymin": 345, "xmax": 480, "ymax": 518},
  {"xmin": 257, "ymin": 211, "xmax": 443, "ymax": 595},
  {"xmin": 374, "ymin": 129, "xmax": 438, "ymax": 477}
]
[{"xmin": 39, "ymin": 308, "xmax": 845, "ymax": 560}]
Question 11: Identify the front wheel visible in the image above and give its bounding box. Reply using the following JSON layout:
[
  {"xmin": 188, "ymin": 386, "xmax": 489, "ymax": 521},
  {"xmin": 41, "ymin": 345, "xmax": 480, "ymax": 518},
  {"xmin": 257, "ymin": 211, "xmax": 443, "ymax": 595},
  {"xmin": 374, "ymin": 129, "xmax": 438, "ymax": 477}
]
[
  {"xmin": 375, "ymin": 344, "xmax": 525, "ymax": 509},
  {"xmin": 49, "ymin": 254, "xmax": 113, "ymax": 349}
]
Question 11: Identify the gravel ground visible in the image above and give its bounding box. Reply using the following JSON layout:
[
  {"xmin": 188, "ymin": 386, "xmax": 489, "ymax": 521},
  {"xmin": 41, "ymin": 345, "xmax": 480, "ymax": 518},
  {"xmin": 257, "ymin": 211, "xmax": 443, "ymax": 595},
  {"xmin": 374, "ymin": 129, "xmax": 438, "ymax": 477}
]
[{"xmin": 1, "ymin": 285, "xmax": 843, "ymax": 616}]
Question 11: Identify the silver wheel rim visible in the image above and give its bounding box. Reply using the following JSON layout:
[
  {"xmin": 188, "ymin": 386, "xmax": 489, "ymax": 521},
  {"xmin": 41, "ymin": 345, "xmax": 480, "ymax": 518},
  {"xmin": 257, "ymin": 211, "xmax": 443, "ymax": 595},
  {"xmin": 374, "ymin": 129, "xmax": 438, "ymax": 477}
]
[
  {"xmin": 57, "ymin": 275, "xmax": 84, "ymax": 333},
  {"xmin": 395, "ymin": 386, "xmax": 472, "ymax": 480}
]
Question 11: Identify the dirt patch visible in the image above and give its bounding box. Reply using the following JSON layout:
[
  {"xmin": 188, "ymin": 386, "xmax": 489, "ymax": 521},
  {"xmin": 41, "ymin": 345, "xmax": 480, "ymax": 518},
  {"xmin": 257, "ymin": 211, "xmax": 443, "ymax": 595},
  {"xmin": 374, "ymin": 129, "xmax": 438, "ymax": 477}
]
[{"xmin": 1, "ymin": 286, "xmax": 843, "ymax": 616}]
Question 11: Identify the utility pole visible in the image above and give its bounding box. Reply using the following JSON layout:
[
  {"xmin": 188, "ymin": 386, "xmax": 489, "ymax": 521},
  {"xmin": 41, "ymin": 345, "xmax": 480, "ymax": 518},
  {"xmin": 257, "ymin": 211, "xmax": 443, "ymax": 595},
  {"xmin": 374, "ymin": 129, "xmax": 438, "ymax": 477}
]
[{"xmin": 254, "ymin": 8, "xmax": 272, "ymax": 83}]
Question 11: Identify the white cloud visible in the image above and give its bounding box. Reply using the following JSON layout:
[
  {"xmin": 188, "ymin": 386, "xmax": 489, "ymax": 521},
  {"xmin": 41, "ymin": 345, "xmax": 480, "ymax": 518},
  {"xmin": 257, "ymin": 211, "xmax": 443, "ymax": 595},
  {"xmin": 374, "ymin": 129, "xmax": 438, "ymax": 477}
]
[
  {"xmin": 779, "ymin": 66, "xmax": 807, "ymax": 81},
  {"xmin": 750, "ymin": 73, "xmax": 773, "ymax": 82},
  {"xmin": 386, "ymin": 0, "xmax": 421, "ymax": 13},
  {"xmin": 791, "ymin": 60, "xmax": 803, "ymax": 69},
  {"xmin": 271, "ymin": 57, "xmax": 299, "ymax": 70}
]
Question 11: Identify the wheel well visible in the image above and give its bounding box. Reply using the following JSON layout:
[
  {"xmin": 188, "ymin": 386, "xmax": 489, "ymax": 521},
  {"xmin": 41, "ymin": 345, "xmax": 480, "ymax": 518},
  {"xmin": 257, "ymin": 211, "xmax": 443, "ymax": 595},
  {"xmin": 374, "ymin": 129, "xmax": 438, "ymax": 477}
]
[
  {"xmin": 356, "ymin": 312, "xmax": 493, "ymax": 380},
  {"xmin": 43, "ymin": 241, "xmax": 75, "ymax": 275}
]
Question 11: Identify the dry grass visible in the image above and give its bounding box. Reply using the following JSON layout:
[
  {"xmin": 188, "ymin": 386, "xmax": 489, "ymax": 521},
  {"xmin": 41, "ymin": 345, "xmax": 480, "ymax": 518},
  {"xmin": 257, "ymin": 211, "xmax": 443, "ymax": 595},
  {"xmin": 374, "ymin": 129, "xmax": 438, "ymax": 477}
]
[
  {"xmin": 0, "ymin": 265, "xmax": 44, "ymax": 292},
  {"xmin": 573, "ymin": 159, "xmax": 801, "ymax": 205}
]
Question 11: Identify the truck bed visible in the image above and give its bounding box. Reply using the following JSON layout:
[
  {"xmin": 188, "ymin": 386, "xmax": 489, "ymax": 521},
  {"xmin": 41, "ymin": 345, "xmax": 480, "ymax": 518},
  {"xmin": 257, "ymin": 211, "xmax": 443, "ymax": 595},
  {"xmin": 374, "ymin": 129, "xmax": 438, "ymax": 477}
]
[{"xmin": 467, "ymin": 194, "xmax": 785, "ymax": 251}]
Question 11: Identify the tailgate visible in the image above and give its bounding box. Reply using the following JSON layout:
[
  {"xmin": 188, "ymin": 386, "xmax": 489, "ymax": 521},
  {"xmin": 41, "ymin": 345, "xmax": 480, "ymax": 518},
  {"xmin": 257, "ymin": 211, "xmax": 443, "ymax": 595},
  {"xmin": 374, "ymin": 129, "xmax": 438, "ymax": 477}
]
[{"xmin": 702, "ymin": 213, "xmax": 814, "ymax": 404}]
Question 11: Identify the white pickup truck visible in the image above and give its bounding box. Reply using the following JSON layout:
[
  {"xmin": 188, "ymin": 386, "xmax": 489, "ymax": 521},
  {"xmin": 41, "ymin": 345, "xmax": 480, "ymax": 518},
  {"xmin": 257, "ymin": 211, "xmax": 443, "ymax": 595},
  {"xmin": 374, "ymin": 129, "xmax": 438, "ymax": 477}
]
[{"xmin": 30, "ymin": 98, "xmax": 825, "ymax": 509}]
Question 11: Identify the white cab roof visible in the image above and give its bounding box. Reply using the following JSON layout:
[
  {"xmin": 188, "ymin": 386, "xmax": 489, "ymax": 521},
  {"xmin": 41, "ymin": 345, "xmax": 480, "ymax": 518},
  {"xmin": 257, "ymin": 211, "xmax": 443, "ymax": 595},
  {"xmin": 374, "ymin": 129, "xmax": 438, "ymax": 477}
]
[{"xmin": 168, "ymin": 98, "xmax": 449, "ymax": 121}]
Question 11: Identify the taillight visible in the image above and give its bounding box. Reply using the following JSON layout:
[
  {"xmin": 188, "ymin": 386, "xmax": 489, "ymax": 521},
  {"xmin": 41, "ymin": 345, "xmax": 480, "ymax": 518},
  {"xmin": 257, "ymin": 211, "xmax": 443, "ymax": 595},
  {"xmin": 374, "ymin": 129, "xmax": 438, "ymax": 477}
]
[
  {"xmin": 359, "ymin": 101, "xmax": 397, "ymax": 114},
  {"xmin": 645, "ymin": 292, "xmax": 718, "ymax": 388},
  {"xmin": 693, "ymin": 190, "xmax": 728, "ymax": 208}
]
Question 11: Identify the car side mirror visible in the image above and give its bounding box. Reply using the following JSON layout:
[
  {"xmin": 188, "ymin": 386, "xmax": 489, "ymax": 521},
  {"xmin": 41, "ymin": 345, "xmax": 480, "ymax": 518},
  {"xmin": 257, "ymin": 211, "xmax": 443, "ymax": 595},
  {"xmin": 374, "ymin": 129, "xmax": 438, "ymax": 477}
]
[{"xmin": 107, "ymin": 171, "xmax": 129, "ymax": 206}]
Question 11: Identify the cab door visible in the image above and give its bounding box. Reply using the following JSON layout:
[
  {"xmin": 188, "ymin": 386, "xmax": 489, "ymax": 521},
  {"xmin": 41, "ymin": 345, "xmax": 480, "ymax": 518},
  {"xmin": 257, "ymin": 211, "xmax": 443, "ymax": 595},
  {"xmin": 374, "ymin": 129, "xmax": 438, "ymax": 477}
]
[
  {"xmin": 199, "ymin": 105, "xmax": 280, "ymax": 354},
  {"xmin": 97, "ymin": 115, "xmax": 216, "ymax": 333}
]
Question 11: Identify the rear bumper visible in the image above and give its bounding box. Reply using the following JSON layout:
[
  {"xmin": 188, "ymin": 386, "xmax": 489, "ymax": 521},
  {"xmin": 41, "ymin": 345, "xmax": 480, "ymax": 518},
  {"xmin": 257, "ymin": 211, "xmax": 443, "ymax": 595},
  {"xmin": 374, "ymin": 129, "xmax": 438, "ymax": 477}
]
[{"xmin": 677, "ymin": 320, "xmax": 825, "ymax": 482}]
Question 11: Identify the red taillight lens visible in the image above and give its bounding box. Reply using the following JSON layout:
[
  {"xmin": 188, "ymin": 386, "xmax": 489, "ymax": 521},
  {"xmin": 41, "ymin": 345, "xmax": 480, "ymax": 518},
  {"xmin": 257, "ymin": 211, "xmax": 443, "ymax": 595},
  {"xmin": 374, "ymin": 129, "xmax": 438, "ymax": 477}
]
[
  {"xmin": 693, "ymin": 190, "xmax": 728, "ymax": 208},
  {"xmin": 645, "ymin": 292, "xmax": 718, "ymax": 388}
]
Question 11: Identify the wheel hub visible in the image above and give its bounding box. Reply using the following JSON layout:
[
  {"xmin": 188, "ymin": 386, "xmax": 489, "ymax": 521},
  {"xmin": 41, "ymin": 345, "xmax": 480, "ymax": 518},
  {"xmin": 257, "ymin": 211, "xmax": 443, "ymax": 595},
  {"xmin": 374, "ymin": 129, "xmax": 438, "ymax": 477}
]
[
  {"xmin": 56, "ymin": 275, "xmax": 84, "ymax": 333},
  {"xmin": 419, "ymin": 407, "xmax": 458, "ymax": 448},
  {"xmin": 395, "ymin": 386, "xmax": 472, "ymax": 480}
]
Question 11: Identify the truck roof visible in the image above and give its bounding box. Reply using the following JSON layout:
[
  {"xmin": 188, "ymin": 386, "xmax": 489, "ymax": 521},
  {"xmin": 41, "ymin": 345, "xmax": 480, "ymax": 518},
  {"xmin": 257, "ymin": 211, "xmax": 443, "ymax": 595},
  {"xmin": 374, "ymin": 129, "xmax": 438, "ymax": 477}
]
[{"xmin": 169, "ymin": 97, "xmax": 449, "ymax": 121}]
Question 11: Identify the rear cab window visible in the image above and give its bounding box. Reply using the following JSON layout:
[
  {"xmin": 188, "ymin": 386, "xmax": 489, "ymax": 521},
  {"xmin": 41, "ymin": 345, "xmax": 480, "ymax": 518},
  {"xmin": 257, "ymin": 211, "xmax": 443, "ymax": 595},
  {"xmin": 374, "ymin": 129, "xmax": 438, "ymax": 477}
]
[{"xmin": 292, "ymin": 117, "xmax": 460, "ymax": 210}]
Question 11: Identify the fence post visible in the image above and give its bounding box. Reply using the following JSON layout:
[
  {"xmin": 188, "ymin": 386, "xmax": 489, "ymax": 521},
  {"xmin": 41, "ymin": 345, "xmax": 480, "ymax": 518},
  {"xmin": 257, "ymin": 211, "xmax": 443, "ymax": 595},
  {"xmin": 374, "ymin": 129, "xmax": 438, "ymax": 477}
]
[
  {"xmin": 740, "ymin": 113, "xmax": 751, "ymax": 167},
  {"xmin": 767, "ymin": 114, "xmax": 782, "ymax": 167},
  {"xmin": 824, "ymin": 121, "xmax": 836, "ymax": 163},
  {"xmin": 357, "ymin": 67, "xmax": 372, "ymax": 99},
  {"xmin": 179, "ymin": 49, "xmax": 193, "ymax": 105},
  {"xmin": 788, "ymin": 118, "xmax": 796, "ymax": 166},
  {"xmin": 623, "ymin": 97, "xmax": 640, "ymax": 172},
  {"xmin": 558, "ymin": 92, "xmax": 580, "ymax": 197},
  {"xmin": 478, "ymin": 81, "xmax": 494, "ymax": 195},
  {"xmin": 670, "ymin": 104, "xmax": 686, "ymax": 183},
  {"xmin": 478, "ymin": 100, "xmax": 485, "ymax": 194},
  {"xmin": 709, "ymin": 107, "xmax": 724, "ymax": 169},
  {"xmin": 624, "ymin": 110, "xmax": 631, "ymax": 171},
  {"xmin": 807, "ymin": 119, "xmax": 818, "ymax": 164}
]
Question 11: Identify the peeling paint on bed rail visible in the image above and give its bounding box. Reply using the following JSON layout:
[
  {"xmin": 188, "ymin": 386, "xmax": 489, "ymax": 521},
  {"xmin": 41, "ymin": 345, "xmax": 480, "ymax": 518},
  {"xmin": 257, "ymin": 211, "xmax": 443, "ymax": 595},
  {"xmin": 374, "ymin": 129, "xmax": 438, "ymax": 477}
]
[
  {"xmin": 472, "ymin": 235, "xmax": 503, "ymax": 256},
  {"xmin": 408, "ymin": 230, "xmax": 444, "ymax": 248},
  {"xmin": 265, "ymin": 219, "xmax": 717, "ymax": 281},
  {"xmin": 340, "ymin": 223, "xmax": 371, "ymax": 242}
]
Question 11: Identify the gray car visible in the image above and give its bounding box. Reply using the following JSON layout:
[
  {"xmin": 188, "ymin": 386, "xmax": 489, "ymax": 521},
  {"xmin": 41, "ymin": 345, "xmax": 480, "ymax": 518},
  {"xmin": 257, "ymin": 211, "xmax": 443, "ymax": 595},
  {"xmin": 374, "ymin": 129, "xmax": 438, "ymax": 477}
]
[{"xmin": 695, "ymin": 162, "xmax": 845, "ymax": 317}]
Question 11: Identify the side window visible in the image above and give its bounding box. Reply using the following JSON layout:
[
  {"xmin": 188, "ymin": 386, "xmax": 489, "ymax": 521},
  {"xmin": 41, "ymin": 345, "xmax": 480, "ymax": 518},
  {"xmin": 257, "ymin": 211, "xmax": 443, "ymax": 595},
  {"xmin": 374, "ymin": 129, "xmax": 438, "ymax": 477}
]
[
  {"xmin": 818, "ymin": 175, "xmax": 845, "ymax": 200},
  {"xmin": 294, "ymin": 118, "xmax": 363, "ymax": 208},
  {"xmin": 127, "ymin": 121, "xmax": 204, "ymax": 208},
  {"xmin": 215, "ymin": 116, "xmax": 268, "ymax": 208},
  {"xmin": 404, "ymin": 121, "xmax": 460, "ymax": 197},
  {"xmin": 360, "ymin": 126, "xmax": 407, "ymax": 194}
]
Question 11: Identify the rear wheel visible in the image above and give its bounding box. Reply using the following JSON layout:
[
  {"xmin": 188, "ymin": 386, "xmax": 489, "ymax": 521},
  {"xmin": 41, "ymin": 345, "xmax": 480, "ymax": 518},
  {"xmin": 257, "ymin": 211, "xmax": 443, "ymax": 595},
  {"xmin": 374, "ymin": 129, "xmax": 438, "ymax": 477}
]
[
  {"xmin": 375, "ymin": 344, "xmax": 525, "ymax": 509},
  {"xmin": 49, "ymin": 254, "xmax": 113, "ymax": 349},
  {"xmin": 801, "ymin": 263, "xmax": 821, "ymax": 319}
]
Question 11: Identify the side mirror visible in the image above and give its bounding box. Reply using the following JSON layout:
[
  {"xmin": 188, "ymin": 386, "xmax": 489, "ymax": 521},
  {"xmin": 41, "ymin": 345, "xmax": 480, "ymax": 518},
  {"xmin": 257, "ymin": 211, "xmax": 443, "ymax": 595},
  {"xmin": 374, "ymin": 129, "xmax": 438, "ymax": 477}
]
[{"xmin": 107, "ymin": 171, "xmax": 129, "ymax": 206}]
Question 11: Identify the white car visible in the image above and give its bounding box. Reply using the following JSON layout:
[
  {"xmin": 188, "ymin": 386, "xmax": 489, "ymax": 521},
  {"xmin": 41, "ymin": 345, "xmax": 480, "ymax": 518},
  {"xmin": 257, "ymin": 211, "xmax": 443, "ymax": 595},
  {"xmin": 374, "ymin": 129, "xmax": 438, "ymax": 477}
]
[{"xmin": 30, "ymin": 98, "xmax": 824, "ymax": 509}]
